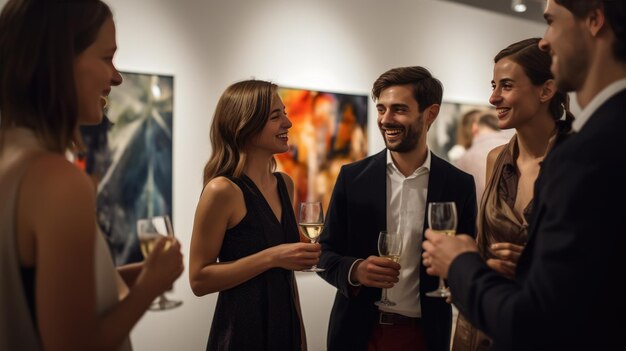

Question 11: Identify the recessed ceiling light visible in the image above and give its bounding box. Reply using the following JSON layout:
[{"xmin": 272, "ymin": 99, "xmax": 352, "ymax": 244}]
[{"xmin": 512, "ymin": 0, "xmax": 527, "ymax": 12}]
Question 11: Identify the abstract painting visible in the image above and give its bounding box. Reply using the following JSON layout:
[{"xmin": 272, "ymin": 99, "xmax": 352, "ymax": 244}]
[
  {"xmin": 276, "ymin": 87, "xmax": 368, "ymax": 219},
  {"xmin": 80, "ymin": 71, "xmax": 174, "ymax": 265}
]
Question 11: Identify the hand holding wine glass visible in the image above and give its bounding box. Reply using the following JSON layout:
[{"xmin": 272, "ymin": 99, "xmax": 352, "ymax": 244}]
[
  {"xmin": 137, "ymin": 215, "xmax": 184, "ymax": 310},
  {"xmin": 374, "ymin": 231, "xmax": 403, "ymax": 307},
  {"xmin": 425, "ymin": 202, "xmax": 457, "ymax": 298},
  {"xmin": 298, "ymin": 201, "xmax": 325, "ymax": 272}
]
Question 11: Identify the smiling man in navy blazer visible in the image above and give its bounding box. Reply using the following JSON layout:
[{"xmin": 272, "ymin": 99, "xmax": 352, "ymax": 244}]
[
  {"xmin": 318, "ymin": 66, "xmax": 477, "ymax": 351},
  {"xmin": 422, "ymin": 1, "xmax": 626, "ymax": 350}
]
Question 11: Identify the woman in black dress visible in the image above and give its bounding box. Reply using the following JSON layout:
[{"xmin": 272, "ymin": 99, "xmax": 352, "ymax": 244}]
[{"xmin": 189, "ymin": 80, "xmax": 320, "ymax": 351}]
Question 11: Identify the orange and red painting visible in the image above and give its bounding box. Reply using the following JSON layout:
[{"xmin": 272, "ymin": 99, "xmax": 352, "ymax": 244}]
[{"xmin": 276, "ymin": 87, "xmax": 368, "ymax": 218}]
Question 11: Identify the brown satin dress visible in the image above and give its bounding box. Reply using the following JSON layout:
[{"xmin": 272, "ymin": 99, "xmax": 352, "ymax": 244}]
[
  {"xmin": 452, "ymin": 135, "xmax": 531, "ymax": 351},
  {"xmin": 452, "ymin": 120, "xmax": 573, "ymax": 351}
]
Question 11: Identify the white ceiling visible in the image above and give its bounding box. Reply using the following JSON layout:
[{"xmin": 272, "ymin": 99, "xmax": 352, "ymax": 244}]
[{"xmin": 440, "ymin": 0, "xmax": 546, "ymax": 24}]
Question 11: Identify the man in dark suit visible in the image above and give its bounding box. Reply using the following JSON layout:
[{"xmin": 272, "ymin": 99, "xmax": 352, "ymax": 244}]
[
  {"xmin": 422, "ymin": 1, "xmax": 626, "ymax": 350},
  {"xmin": 318, "ymin": 66, "xmax": 477, "ymax": 351}
]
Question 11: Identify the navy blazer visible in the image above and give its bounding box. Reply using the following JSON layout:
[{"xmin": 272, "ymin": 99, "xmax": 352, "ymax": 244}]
[
  {"xmin": 448, "ymin": 89, "xmax": 626, "ymax": 351},
  {"xmin": 318, "ymin": 149, "xmax": 477, "ymax": 351}
]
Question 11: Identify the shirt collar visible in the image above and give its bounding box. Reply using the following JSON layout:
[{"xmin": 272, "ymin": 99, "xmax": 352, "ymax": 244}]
[
  {"xmin": 572, "ymin": 78, "xmax": 626, "ymax": 132},
  {"xmin": 386, "ymin": 148, "xmax": 431, "ymax": 178}
]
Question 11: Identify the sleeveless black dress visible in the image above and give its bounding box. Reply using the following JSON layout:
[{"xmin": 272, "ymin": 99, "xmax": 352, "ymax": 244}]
[{"xmin": 207, "ymin": 173, "xmax": 302, "ymax": 351}]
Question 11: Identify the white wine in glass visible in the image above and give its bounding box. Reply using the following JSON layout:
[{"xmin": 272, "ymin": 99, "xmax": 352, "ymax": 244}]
[
  {"xmin": 298, "ymin": 201, "xmax": 325, "ymax": 272},
  {"xmin": 374, "ymin": 231, "xmax": 403, "ymax": 307},
  {"xmin": 425, "ymin": 202, "xmax": 457, "ymax": 298},
  {"xmin": 136, "ymin": 215, "xmax": 183, "ymax": 311}
]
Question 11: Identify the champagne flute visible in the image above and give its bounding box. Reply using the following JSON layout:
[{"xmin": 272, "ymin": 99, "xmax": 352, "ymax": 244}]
[
  {"xmin": 374, "ymin": 231, "xmax": 403, "ymax": 307},
  {"xmin": 136, "ymin": 215, "xmax": 183, "ymax": 310},
  {"xmin": 425, "ymin": 202, "xmax": 457, "ymax": 298},
  {"xmin": 298, "ymin": 201, "xmax": 325, "ymax": 272}
]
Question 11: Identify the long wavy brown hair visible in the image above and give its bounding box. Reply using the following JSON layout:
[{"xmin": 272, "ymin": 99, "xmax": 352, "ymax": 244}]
[{"xmin": 203, "ymin": 80, "xmax": 278, "ymax": 186}]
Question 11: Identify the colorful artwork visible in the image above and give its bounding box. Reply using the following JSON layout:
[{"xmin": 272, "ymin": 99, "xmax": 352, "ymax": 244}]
[
  {"xmin": 276, "ymin": 87, "xmax": 368, "ymax": 219},
  {"xmin": 81, "ymin": 71, "xmax": 174, "ymax": 265},
  {"xmin": 427, "ymin": 102, "xmax": 497, "ymax": 161}
]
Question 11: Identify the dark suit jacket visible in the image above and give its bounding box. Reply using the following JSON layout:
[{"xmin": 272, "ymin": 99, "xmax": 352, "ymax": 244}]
[
  {"xmin": 448, "ymin": 89, "xmax": 626, "ymax": 351},
  {"xmin": 318, "ymin": 149, "xmax": 477, "ymax": 351}
]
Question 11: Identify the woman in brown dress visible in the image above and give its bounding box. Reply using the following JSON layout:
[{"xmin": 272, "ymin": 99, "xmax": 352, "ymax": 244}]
[{"xmin": 451, "ymin": 38, "xmax": 574, "ymax": 351}]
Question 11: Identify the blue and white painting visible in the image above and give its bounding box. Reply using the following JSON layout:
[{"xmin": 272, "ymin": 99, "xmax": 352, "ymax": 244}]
[{"xmin": 83, "ymin": 71, "xmax": 174, "ymax": 265}]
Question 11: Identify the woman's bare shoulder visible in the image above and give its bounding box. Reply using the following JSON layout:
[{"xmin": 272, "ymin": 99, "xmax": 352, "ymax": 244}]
[
  {"xmin": 204, "ymin": 176, "xmax": 241, "ymax": 197},
  {"xmin": 24, "ymin": 153, "xmax": 94, "ymax": 199},
  {"xmin": 197, "ymin": 176, "xmax": 245, "ymax": 212}
]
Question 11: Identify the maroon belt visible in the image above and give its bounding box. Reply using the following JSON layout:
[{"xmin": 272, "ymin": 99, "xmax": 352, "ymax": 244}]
[{"xmin": 379, "ymin": 312, "xmax": 422, "ymax": 326}]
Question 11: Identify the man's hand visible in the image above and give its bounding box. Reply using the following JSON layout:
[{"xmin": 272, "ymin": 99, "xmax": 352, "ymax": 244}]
[
  {"xmin": 351, "ymin": 256, "xmax": 401, "ymax": 288},
  {"xmin": 422, "ymin": 230, "xmax": 477, "ymax": 279}
]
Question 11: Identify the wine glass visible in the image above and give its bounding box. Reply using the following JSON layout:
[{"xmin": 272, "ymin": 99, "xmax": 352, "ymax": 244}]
[
  {"xmin": 425, "ymin": 202, "xmax": 457, "ymax": 298},
  {"xmin": 374, "ymin": 231, "xmax": 403, "ymax": 307},
  {"xmin": 136, "ymin": 215, "xmax": 183, "ymax": 311},
  {"xmin": 298, "ymin": 201, "xmax": 325, "ymax": 272}
]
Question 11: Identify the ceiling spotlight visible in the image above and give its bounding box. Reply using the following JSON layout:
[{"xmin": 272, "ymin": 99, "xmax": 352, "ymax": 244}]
[{"xmin": 511, "ymin": 0, "xmax": 527, "ymax": 12}]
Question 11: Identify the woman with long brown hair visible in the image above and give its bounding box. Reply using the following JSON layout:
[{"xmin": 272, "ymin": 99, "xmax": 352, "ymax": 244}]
[{"xmin": 189, "ymin": 79, "xmax": 320, "ymax": 350}]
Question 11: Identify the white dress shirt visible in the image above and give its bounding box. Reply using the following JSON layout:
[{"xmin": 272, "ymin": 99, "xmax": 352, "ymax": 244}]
[
  {"xmin": 572, "ymin": 78, "xmax": 626, "ymax": 132},
  {"xmin": 379, "ymin": 149, "xmax": 431, "ymax": 317}
]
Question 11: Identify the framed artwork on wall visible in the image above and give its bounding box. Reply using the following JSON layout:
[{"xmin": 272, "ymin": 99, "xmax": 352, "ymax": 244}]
[
  {"xmin": 80, "ymin": 71, "xmax": 174, "ymax": 265},
  {"xmin": 276, "ymin": 87, "xmax": 368, "ymax": 222}
]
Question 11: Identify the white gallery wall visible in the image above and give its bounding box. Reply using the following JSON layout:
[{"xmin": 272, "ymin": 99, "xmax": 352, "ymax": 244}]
[{"xmin": 0, "ymin": 0, "xmax": 546, "ymax": 350}]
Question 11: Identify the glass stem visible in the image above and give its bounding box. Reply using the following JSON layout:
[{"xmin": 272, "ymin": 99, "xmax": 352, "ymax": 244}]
[
  {"xmin": 310, "ymin": 239, "xmax": 317, "ymax": 270},
  {"xmin": 381, "ymin": 288, "xmax": 388, "ymax": 302},
  {"xmin": 438, "ymin": 277, "xmax": 446, "ymax": 291}
]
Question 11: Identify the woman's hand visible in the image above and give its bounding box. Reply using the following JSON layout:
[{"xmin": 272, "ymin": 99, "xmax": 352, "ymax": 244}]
[
  {"xmin": 136, "ymin": 237, "xmax": 184, "ymax": 298},
  {"xmin": 269, "ymin": 242, "xmax": 321, "ymax": 271},
  {"xmin": 486, "ymin": 242, "xmax": 524, "ymax": 279}
]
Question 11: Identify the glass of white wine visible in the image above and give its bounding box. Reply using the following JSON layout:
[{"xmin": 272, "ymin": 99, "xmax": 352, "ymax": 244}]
[
  {"xmin": 298, "ymin": 201, "xmax": 325, "ymax": 272},
  {"xmin": 425, "ymin": 202, "xmax": 457, "ymax": 298},
  {"xmin": 136, "ymin": 215, "xmax": 183, "ymax": 311},
  {"xmin": 374, "ymin": 231, "xmax": 403, "ymax": 307}
]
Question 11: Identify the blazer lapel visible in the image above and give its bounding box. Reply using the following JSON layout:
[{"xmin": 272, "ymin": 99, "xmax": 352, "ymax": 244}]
[
  {"xmin": 371, "ymin": 149, "xmax": 388, "ymax": 233},
  {"xmin": 424, "ymin": 152, "xmax": 446, "ymax": 230}
]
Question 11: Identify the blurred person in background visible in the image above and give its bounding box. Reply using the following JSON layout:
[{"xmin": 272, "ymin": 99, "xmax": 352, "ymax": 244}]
[
  {"xmin": 447, "ymin": 109, "xmax": 481, "ymax": 163},
  {"xmin": 454, "ymin": 112, "xmax": 510, "ymax": 204}
]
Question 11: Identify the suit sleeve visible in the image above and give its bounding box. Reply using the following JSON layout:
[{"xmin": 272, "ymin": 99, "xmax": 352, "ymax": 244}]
[
  {"xmin": 448, "ymin": 151, "xmax": 621, "ymax": 350},
  {"xmin": 457, "ymin": 175, "xmax": 477, "ymax": 238},
  {"xmin": 317, "ymin": 167, "xmax": 360, "ymax": 298}
]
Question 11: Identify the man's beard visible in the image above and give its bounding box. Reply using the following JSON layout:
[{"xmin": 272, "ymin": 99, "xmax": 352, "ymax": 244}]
[{"xmin": 382, "ymin": 114, "xmax": 423, "ymax": 153}]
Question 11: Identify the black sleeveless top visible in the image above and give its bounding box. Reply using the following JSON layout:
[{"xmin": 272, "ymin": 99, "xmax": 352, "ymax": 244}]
[
  {"xmin": 207, "ymin": 173, "xmax": 302, "ymax": 351},
  {"xmin": 21, "ymin": 266, "xmax": 36, "ymax": 328}
]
